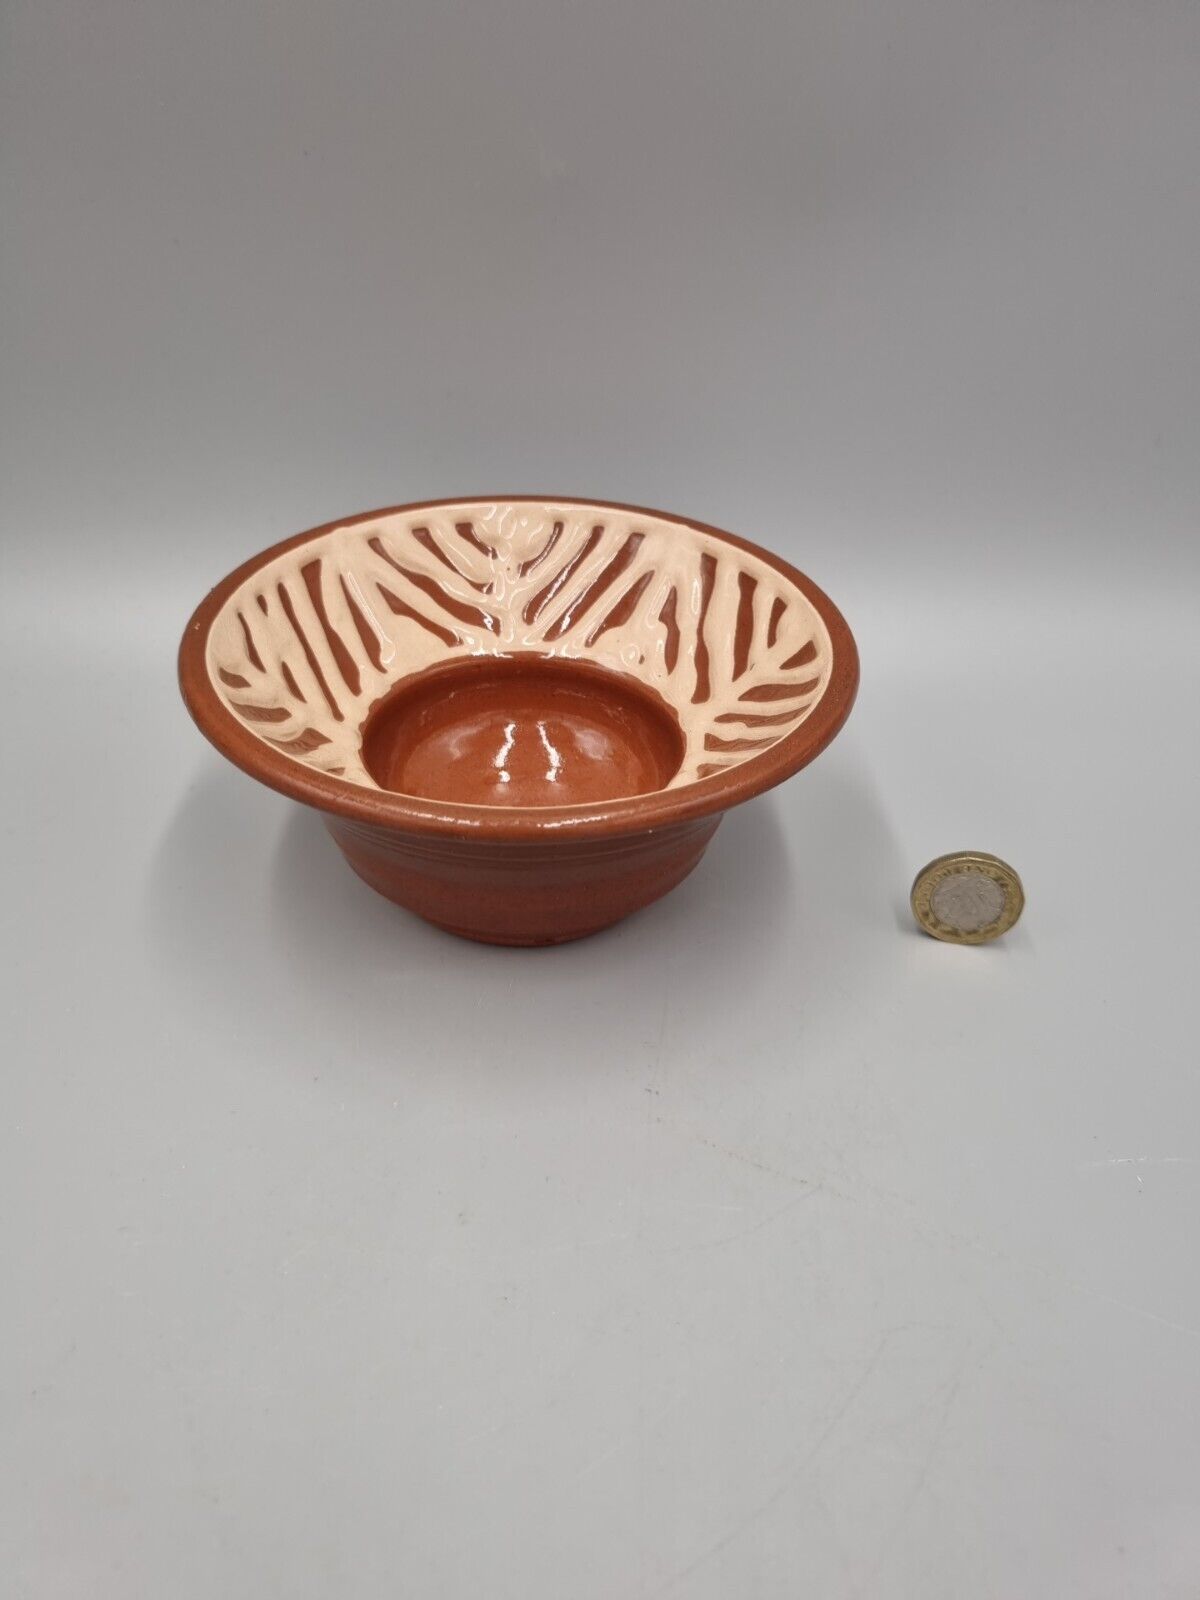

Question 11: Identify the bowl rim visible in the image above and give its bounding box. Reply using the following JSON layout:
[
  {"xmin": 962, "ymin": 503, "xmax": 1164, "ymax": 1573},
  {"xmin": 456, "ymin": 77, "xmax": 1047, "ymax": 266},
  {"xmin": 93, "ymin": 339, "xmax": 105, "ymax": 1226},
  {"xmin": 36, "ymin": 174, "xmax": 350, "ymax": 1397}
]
[{"xmin": 178, "ymin": 495, "xmax": 860, "ymax": 841}]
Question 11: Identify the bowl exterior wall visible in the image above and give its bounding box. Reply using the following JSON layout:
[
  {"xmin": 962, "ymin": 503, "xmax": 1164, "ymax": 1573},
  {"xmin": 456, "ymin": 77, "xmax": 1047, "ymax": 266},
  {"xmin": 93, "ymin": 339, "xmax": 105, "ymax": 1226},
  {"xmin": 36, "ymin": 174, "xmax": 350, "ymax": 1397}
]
[{"xmin": 324, "ymin": 812, "xmax": 722, "ymax": 945}]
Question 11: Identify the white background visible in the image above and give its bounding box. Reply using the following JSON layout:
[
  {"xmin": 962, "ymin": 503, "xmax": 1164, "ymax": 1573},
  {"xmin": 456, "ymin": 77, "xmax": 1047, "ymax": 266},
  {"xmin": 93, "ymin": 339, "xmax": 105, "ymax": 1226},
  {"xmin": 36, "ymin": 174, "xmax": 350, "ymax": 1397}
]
[{"xmin": 3, "ymin": 2, "xmax": 1199, "ymax": 1595}]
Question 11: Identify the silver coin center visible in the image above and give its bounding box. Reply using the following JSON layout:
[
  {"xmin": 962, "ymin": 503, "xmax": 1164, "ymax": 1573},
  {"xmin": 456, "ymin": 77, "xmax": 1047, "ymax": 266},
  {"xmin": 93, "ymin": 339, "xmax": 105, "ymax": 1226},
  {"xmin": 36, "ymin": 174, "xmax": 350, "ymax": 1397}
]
[{"xmin": 930, "ymin": 869, "xmax": 1006, "ymax": 933}]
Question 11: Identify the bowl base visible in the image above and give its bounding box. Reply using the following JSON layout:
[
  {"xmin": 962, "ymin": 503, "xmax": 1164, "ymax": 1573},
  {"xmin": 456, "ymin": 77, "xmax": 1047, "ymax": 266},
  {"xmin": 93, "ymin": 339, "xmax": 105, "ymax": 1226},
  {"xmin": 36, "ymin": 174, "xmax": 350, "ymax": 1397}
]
[{"xmin": 422, "ymin": 920, "xmax": 639, "ymax": 948}]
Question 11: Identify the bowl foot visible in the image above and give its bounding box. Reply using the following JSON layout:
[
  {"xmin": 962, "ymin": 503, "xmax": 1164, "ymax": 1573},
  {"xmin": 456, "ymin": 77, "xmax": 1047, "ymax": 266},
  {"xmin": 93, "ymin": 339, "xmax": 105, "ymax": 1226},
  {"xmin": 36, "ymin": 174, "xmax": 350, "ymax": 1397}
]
[
  {"xmin": 326, "ymin": 811, "xmax": 721, "ymax": 946},
  {"xmin": 421, "ymin": 920, "xmax": 627, "ymax": 947}
]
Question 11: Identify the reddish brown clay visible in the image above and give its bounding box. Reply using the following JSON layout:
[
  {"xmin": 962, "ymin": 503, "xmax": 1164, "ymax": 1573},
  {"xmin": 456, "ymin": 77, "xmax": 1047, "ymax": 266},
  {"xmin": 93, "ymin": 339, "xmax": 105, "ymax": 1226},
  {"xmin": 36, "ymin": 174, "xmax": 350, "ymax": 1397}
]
[
  {"xmin": 327, "ymin": 813, "xmax": 721, "ymax": 946},
  {"xmin": 178, "ymin": 497, "xmax": 859, "ymax": 945},
  {"xmin": 360, "ymin": 656, "xmax": 685, "ymax": 809}
]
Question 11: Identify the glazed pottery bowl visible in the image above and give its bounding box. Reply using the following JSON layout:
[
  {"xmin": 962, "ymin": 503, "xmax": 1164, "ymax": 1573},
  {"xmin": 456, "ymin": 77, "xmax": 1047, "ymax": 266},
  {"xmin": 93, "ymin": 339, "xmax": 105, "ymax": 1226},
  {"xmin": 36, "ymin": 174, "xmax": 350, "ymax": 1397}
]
[{"xmin": 179, "ymin": 498, "xmax": 859, "ymax": 944}]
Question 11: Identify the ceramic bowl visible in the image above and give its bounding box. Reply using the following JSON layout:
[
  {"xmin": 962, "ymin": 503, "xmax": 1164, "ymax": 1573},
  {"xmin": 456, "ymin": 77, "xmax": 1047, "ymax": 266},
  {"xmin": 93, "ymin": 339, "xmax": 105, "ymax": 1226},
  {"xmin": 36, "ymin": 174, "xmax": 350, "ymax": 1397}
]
[{"xmin": 179, "ymin": 497, "xmax": 859, "ymax": 944}]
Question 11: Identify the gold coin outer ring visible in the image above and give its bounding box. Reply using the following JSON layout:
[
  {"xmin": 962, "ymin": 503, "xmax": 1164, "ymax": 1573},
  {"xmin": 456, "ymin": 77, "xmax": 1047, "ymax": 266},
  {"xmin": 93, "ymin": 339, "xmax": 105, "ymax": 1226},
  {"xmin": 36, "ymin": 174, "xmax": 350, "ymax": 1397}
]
[{"xmin": 910, "ymin": 852, "xmax": 1025, "ymax": 945}]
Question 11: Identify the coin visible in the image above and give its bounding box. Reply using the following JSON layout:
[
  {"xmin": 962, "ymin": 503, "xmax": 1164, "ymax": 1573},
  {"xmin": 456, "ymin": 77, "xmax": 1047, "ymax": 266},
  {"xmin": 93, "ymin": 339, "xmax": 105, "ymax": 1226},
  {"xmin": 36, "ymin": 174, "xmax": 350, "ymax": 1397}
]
[{"xmin": 910, "ymin": 852, "xmax": 1024, "ymax": 944}]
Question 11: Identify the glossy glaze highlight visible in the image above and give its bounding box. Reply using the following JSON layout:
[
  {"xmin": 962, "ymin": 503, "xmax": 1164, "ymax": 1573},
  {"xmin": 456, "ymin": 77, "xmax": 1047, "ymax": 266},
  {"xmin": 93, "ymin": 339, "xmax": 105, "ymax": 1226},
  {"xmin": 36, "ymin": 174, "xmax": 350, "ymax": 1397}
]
[{"xmin": 361, "ymin": 656, "xmax": 684, "ymax": 808}]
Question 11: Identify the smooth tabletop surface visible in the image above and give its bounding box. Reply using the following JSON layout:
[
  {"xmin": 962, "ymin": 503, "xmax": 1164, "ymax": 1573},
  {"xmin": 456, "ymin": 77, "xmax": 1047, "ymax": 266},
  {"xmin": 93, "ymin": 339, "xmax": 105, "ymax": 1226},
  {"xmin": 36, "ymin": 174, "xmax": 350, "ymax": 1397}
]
[{"xmin": 3, "ymin": 2, "xmax": 1199, "ymax": 1595}]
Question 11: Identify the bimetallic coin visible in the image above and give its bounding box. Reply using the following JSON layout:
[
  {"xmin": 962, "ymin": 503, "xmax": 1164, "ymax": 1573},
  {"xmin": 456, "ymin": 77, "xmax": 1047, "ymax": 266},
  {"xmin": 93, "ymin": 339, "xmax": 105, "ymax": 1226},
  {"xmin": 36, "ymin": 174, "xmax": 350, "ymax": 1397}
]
[{"xmin": 911, "ymin": 852, "xmax": 1024, "ymax": 944}]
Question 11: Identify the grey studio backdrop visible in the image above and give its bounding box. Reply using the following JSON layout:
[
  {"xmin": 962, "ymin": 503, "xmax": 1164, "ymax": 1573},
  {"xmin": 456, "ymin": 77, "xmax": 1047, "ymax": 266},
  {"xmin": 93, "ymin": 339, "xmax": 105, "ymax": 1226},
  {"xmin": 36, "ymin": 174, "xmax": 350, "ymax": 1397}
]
[{"xmin": 3, "ymin": 2, "xmax": 1199, "ymax": 1597}]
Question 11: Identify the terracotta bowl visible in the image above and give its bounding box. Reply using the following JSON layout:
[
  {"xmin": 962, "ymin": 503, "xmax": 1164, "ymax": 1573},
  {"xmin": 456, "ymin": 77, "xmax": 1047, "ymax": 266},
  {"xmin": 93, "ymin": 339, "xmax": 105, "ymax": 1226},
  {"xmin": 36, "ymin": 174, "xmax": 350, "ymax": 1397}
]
[{"xmin": 179, "ymin": 498, "xmax": 859, "ymax": 945}]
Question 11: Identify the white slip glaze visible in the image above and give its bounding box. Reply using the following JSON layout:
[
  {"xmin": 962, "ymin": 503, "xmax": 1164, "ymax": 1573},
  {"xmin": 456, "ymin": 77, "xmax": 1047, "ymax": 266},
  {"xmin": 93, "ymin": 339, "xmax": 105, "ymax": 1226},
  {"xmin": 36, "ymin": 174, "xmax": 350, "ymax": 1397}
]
[{"xmin": 205, "ymin": 500, "xmax": 834, "ymax": 795}]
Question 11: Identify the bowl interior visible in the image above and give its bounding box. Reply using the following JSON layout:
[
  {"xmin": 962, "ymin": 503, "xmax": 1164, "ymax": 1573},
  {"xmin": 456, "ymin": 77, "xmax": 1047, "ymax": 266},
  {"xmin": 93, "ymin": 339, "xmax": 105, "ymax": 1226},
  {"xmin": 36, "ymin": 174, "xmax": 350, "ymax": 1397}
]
[
  {"xmin": 202, "ymin": 499, "xmax": 836, "ymax": 806},
  {"xmin": 360, "ymin": 654, "xmax": 685, "ymax": 807}
]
